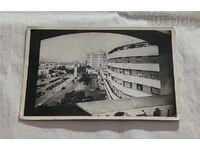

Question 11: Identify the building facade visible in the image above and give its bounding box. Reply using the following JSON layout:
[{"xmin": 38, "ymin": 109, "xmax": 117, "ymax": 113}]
[
  {"xmin": 86, "ymin": 50, "xmax": 106, "ymax": 70},
  {"xmin": 105, "ymin": 42, "xmax": 161, "ymax": 99}
]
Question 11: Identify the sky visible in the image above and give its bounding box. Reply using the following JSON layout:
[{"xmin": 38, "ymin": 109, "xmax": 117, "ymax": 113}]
[{"xmin": 39, "ymin": 32, "xmax": 145, "ymax": 63}]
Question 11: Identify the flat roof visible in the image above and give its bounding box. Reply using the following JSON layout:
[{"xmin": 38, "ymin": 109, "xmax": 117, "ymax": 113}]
[{"xmin": 77, "ymin": 95, "xmax": 174, "ymax": 115}]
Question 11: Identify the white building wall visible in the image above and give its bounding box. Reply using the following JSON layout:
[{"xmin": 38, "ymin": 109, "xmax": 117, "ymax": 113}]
[{"xmin": 106, "ymin": 43, "xmax": 160, "ymax": 98}]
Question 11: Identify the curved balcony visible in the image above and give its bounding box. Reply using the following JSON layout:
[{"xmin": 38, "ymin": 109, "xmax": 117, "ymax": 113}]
[
  {"xmin": 108, "ymin": 77, "xmax": 153, "ymax": 97},
  {"xmin": 107, "ymin": 45, "xmax": 159, "ymax": 59},
  {"xmin": 108, "ymin": 69, "xmax": 161, "ymax": 89}
]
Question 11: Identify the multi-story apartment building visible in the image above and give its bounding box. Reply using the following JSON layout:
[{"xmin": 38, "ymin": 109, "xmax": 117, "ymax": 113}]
[
  {"xmin": 86, "ymin": 50, "xmax": 106, "ymax": 70},
  {"xmin": 105, "ymin": 42, "xmax": 162, "ymax": 99}
]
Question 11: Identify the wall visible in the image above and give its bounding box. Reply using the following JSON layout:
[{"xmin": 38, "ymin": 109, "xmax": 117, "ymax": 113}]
[{"xmin": 0, "ymin": 12, "xmax": 200, "ymax": 138}]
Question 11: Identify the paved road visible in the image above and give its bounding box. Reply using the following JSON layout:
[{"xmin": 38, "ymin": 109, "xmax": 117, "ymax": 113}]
[
  {"xmin": 45, "ymin": 75, "xmax": 91, "ymax": 106},
  {"xmin": 35, "ymin": 77, "xmax": 74, "ymax": 107},
  {"xmin": 45, "ymin": 80, "xmax": 80, "ymax": 106},
  {"xmin": 37, "ymin": 74, "xmax": 103, "ymax": 107}
]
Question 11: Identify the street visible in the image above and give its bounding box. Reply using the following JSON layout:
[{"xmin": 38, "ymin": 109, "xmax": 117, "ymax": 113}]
[{"xmin": 35, "ymin": 73, "xmax": 107, "ymax": 108}]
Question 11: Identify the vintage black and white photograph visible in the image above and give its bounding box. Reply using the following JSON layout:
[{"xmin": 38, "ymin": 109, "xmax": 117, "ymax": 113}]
[{"xmin": 20, "ymin": 27, "xmax": 179, "ymax": 120}]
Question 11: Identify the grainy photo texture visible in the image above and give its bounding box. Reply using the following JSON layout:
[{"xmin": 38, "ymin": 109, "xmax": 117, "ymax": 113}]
[{"xmin": 20, "ymin": 27, "xmax": 179, "ymax": 120}]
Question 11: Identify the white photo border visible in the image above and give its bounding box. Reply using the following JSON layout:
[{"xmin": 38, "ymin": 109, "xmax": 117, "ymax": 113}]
[{"xmin": 19, "ymin": 26, "xmax": 180, "ymax": 121}]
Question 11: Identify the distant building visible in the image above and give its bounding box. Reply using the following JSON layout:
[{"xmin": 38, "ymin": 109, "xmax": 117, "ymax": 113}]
[
  {"xmin": 38, "ymin": 63, "xmax": 50, "ymax": 76},
  {"xmin": 38, "ymin": 68, "xmax": 49, "ymax": 76},
  {"xmin": 74, "ymin": 63, "xmax": 78, "ymax": 79},
  {"xmin": 86, "ymin": 50, "xmax": 106, "ymax": 70},
  {"xmin": 105, "ymin": 42, "xmax": 161, "ymax": 99}
]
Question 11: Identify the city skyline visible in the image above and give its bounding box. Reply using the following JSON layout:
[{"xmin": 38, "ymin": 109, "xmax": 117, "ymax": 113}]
[{"xmin": 40, "ymin": 32, "xmax": 144, "ymax": 63}]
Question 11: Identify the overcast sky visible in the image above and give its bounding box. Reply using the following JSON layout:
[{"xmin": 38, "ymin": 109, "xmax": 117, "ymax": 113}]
[{"xmin": 39, "ymin": 32, "xmax": 145, "ymax": 63}]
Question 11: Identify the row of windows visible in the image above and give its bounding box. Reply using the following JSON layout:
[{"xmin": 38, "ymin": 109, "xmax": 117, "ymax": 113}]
[
  {"xmin": 107, "ymin": 56, "xmax": 159, "ymax": 64},
  {"xmin": 108, "ymin": 66, "xmax": 160, "ymax": 80},
  {"xmin": 110, "ymin": 76, "xmax": 160, "ymax": 95}
]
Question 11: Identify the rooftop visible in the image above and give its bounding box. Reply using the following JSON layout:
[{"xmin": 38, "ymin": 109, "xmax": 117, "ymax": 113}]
[{"xmin": 77, "ymin": 95, "xmax": 175, "ymax": 115}]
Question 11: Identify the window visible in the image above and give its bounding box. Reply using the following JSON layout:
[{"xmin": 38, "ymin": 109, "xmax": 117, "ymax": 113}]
[
  {"xmin": 137, "ymin": 70, "xmax": 143, "ymax": 77},
  {"xmin": 121, "ymin": 57, "xmax": 129, "ymax": 63},
  {"xmin": 108, "ymin": 59, "xmax": 113, "ymax": 63},
  {"xmin": 143, "ymin": 85, "xmax": 152, "ymax": 94},
  {"xmin": 129, "ymin": 57, "xmax": 137, "ymax": 63},
  {"xmin": 142, "ymin": 71, "xmax": 151, "ymax": 78},
  {"xmin": 143, "ymin": 56, "xmax": 150, "ymax": 63},
  {"xmin": 116, "ymin": 58, "xmax": 122, "ymax": 63},
  {"xmin": 117, "ymin": 79, "xmax": 123, "ymax": 85},
  {"xmin": 131, "ymin": 70, "xmax": 137, "ymax": 76},
  {"xmin": 150, "ymin": 56, "xmax": 159, "ymax": 63},
  {"xmin": 123, "ymin": 81, "xmax": 132, "ymax": 88},
  {"xmin": 137, "ymin": 84, "xmax": 143, "ymax": 91},
  {"xmin": 151, "ymin": 87, "xmax": 160, "ymax": 95},
  {"xmin": 151, "ymin": 72, "xmax": 160, "ymax": 80},
  {"xmin": 123, "ymin": 69, "xmax": 131, "ymax": 75},
  {"xmin": 119, "ymin": 69, "xmax": 123, "ymax": 74},
  {"xmin": 132, "ymin": 83, "xmax": 137, "ymax": 89},
  {"xmin": 126, "ymin": 57, "xmax": 130, "ymax": 63},
  {"xmin": 136, "ymin": 56, "xmax": 142, "ymax": 62},
  {"xmin": 111, "ymin": 76, "xmax": 114, "ymax": 81}
]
